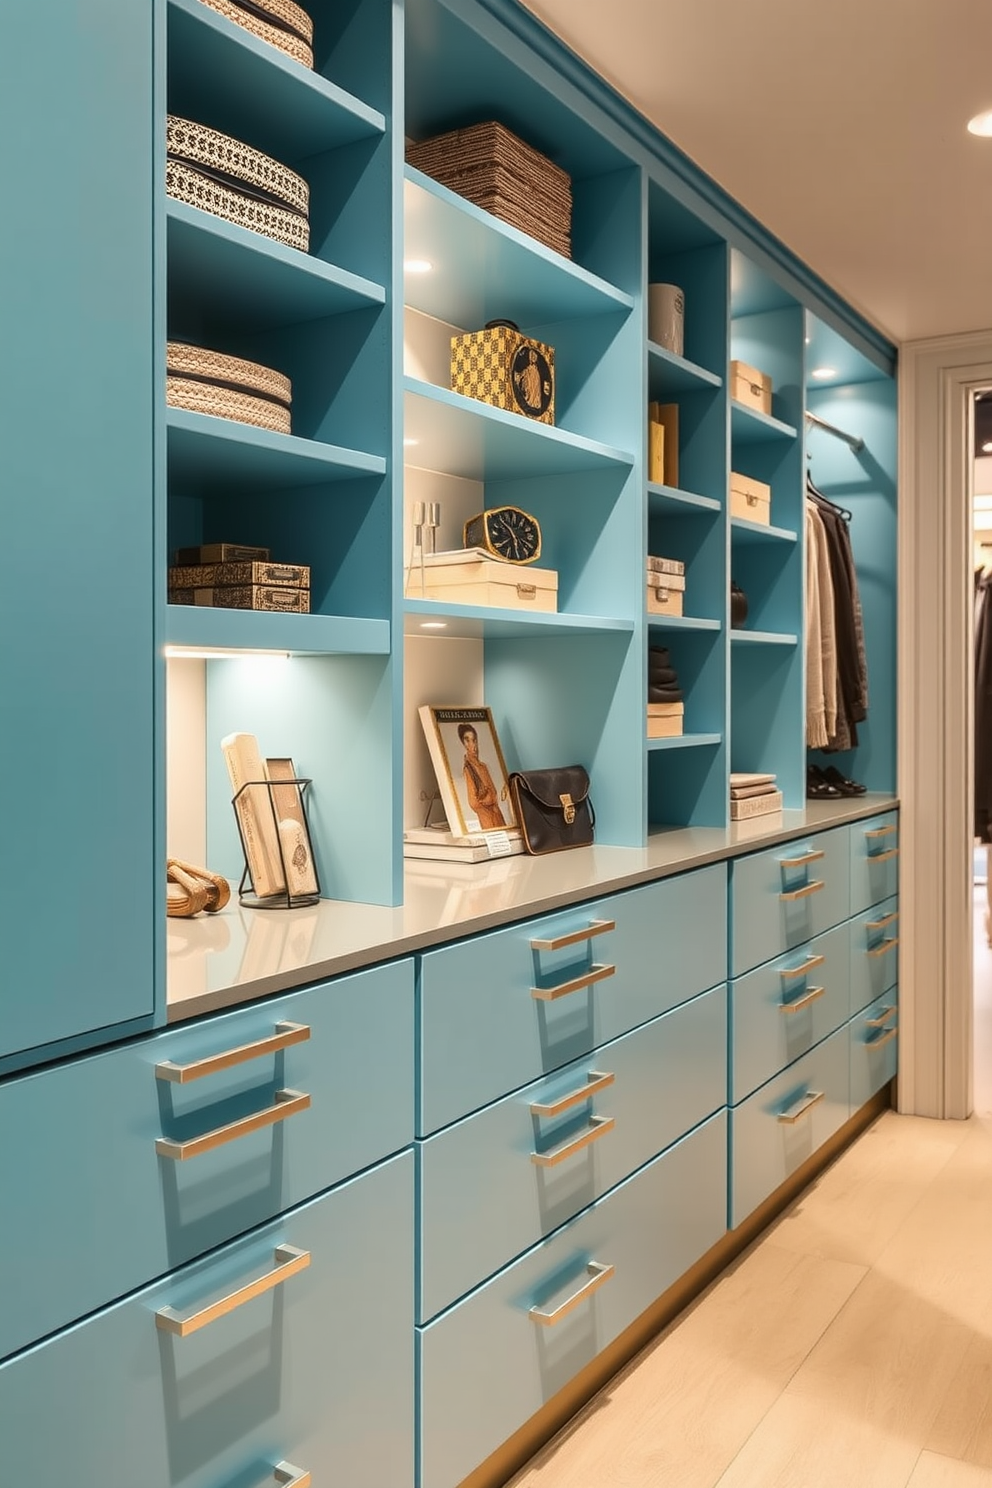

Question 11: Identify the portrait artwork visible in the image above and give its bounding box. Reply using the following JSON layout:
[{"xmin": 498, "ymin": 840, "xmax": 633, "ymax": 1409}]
[{"xmin": 418, "ymin": 705, "xmax": 517, "ymax": 837}]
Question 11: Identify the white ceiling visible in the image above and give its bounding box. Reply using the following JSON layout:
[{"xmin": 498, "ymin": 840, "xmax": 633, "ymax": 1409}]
[{"xmin": 520, "ymin": 0, "xmax": 992, "ymax": 346}]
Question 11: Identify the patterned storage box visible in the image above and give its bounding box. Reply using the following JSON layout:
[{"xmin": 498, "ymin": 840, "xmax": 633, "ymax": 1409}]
[
  {"xmin": 166, "ymin": 115, "xmax": 310, "ymax": 252},
  {"xmin": 451, "ymin": 321, "xmax": 554, "ymax": 425},
  {"xmin": 166, "ymin": 343, "xmax": 292, "ymax": 434},
  {"xmin": 199, "ymin": 0, "xmax": 314, "ymax": 69}
]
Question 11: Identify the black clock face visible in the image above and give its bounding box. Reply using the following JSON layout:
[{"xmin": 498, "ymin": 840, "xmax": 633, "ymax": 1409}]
[{"xmin": 487, "ymin": 507, "xmax": 540, "ymax": 562}]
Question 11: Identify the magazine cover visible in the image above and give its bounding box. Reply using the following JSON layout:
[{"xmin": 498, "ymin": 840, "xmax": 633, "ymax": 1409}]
[{"xmin": 418, "ymin": 705, "xmax": 516, "ymax": 836}]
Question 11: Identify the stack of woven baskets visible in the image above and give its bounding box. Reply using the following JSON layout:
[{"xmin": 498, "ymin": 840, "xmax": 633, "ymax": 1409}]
[
  {"xmin": 407, "ymin": 121, "xmax": 572, "ymax": 259},
  {"xmin": 167, "ymin": 343, "xmax": 292, "ymax": 434},
  {"xmin": 166, "ymin": 114, "xmax": 310, "ymax": 253},
  {"xmin": 200, "ymin": 0, "xmax": 314, "ymax": 69}
]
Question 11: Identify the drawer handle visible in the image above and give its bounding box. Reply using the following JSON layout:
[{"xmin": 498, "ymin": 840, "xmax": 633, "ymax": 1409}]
[
  {"xmin": 530, "ymin": 919, "xmax": 616, "ymax": 952},
  {"xmin": 531, "ymin": 1114, "xmax": 615, "ymax": 1167},
  {"xmin": 777, "ymin": 1089, "xmax": 825, "ymax": 1125},
  {"xmin": 531, "ymin": 963, "xmax": 615, "ymax": 1001},
  {"xmin": 868, "ymin": 1026, "xmax": 898, "ymax": 1050},
  {"xmin": 275, "ymin": 1465, "xmax": 312, "ymax": 1488},
  {"xmin": 865, "ymin": 824, "xmax": 898, "ymax": 841},
  {"xmin": 155, "ymin": 1243, "xmax": 310, "ymax": 1338},
  {"xmin": 779, "ymin": 880, "xmax": 824, "ymax": 903},
  {"xmin": 155, "ymin": 1089, "xmax": 311, "ymax": 1161},
  {"xmin": 528, "ymin": 1261, "xmax": 615, "ymax": 1326},
  {"xmin": 867, "ymin": 937, "xmax": 899, "ymax": 960},
  {"xmin": 869, "ymin": 848, "xmax": 900, "ymax": 864},
  {"xmin": 780, "ymin": 984, "xmax": 825, "ymax": 1014},
  {"xmin": 779, "ymin": 849, "xmax": 825, "ymax": 869},
  {"xmin": 866, "ymin": 1004, "xmax": 897, "ymax": 1028},
  {"xmin": 780, "ymin": 953, "xmax": 825, "ymax": 982},
  {"xmin": 530, "ymin": 1070, "xmax": 615, "ymax": 1118},
  {"xmin": 866, "ymin": 911, "xmax": 899, "ymax": 933},
  {"xmin": 155, "ymin": 1021, "xmax": 310, "ymax": 1084}
]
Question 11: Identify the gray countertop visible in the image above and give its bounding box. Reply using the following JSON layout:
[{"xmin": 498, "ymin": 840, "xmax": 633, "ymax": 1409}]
[{"xmin": 167, "ymin": 793, "xmax": 898, "ymax": 1021}]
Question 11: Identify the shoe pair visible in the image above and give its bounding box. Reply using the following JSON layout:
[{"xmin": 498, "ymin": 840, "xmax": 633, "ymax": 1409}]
[
  {"xmin": 167, "ymin": 858, "xmax": 231, "ymax": 918},
  {"xmin": 806, "ymin": 764, "xmax": 866, "ymax": 800}
]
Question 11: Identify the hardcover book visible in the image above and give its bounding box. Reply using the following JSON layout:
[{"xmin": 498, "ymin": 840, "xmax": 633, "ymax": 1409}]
[{"xmin": 418, "ymin": 705, "xmax": 516, "ymax": 837}]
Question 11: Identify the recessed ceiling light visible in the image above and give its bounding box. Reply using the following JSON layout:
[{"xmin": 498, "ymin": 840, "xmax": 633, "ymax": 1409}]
[
  {"xmin": 968, "ymin": 110, "xmax": 992, "ymax": 136},
  {"xmin": 403, "ymin": 437, "xmax": 418, "ymax": 446},
  {"xmin": 983, "ymin": 441, "xmax": 992, "ymax": 454},
  {"xmin": 404, "ymin": 258, "xmax": 433, "ymax": 273},
  {"xmin": 811, "ymin": 367, "xmax": 837, "ymax": 381}
]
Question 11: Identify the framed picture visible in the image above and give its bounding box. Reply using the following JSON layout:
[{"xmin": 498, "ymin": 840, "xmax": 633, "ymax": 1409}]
[{"xmin": 418, "ymin": 705, "xmax": 517, "ymax": 836}]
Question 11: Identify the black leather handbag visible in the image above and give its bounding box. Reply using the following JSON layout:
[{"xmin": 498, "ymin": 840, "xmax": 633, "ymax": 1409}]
[{"xmin": 508, "ymin": 765, "xmax": 595, "ymax": 854}]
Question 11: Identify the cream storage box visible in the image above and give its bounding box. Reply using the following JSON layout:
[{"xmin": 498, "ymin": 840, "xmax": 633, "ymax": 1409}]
[
  {"xmin": 729, "ymin": 359, "xmax": 773, "ymax": 415},
  {"xmin": 646, "ymin": 568, "xmax": 686, "ymax": 616},
  {"xmin": 730, "ymin": 471, "xmax": 772, "ymax": 526},
  {"xmin": 408, "ymin": 548, "xmax": 558, "ymax": 611}
]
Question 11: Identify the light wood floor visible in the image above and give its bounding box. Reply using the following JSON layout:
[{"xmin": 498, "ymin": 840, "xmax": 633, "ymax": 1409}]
[{"xmin": 505, "ymin": 918, "xmax": 992, "ymax": 1488}]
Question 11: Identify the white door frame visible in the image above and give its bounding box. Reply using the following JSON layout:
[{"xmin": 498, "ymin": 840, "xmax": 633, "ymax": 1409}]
[{"xmin": 898, "ymin": 329, "xmax": 992, "ymax": 1119}]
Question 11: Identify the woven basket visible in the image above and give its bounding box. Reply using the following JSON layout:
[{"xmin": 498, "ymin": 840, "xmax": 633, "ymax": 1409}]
[
  {"xmin": 200, "ymin": 0, "xmax": 314, "ymax": 69},
  {"xmin": 167, "ymin": 343, "xmax": 292, "ymax": 434},
  {"xmin": 166, "ymin": 115, "xmax": 310, "ymax": 252}
]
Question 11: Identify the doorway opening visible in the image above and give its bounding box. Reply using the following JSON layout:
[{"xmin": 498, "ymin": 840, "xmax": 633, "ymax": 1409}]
[{"xmin": 972, "ymin": 389, "xmax": 992, "ymax": 1114}]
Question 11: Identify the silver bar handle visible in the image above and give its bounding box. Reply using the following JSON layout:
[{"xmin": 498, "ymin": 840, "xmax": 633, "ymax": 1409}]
[
  {"xmin": 780, "ymin": 953, "xmax": 825, "ymax": 982},
  {"xmin": 779, "ymin": 880, "xmax": 824, "ymax": 903},
  {"xmin": 867, "ymin": 937, "xmax": 899, "ymax": 960},
  {"xmin": 155, "ymin": 1021, "xmax": 310, "ymax": 1084},
  {"xmin": 866, "ymin": 1004, "xmax": 897, "ymax": 1028},
  {"xmin": 531, "ymin": 963, "xmax": 615, "ymax": 1001},
  {"xmin": 780, "ymin": 985, "xmax": 825, "ymax": 1014},
  {"xmin": 779, "ymin": 849, "xmax": 825, "ymax": 869},
  {"xmin": 531, "ymin": 1115, "xmax": 615, "ymax": 1167},
  {"xmin": 155, "ymin": 1244, "xmax": 310, "ymax": 1337},
  {"xmin": 156, "ymin": 1089, "xmax": 311, "ymax": 1161},
  {"xmin": 531, "ymin": 1070, "xmax": 615, "ymax": 1118},
  {"xmin": 866, "ymin": 912, "xmax": 899, "ymax": 933},
  {"xmin": 530, "ymin": 919, "xmax": 616, "ymax": 952},
  {"xmin": 865, "ymin": 824, "xmax": 897, "ymax": 841},
  {"xmin": 529, "ymin": 1261, "xmax": 615, "ymax": 1326},
  {"xmin": 868, "ymin": 1026, "xmax": 898, "ymax": 1050},
  {"xmin": 275, "ymin": 1465, "xmax": 312, "ymax": 1488},
  {"xmin": 777, "ymin": 1089, "xmax": 825, "ymax": 1125}
]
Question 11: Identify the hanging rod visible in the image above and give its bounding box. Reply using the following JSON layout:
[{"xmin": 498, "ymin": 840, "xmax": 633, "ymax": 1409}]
[{"xmin": 805, "ymin": 410, "xmax": 865, "ymax": 453}]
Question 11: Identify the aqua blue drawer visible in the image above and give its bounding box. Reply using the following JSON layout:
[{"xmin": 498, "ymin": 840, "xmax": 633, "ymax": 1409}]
[
  {"xmin": 0, "ymin": 1151, "xmax": 414, "ymax": 1487},
  {"xmin": 419, "ymin": 864, "xmax": 727, "ymax": 1135},
  {"xmin": 730, "ymin": 1026, "xmax": 849, "ymax": 1228},
  {"xmin": 730, "ymin": 826, "xmax": 850, "ymax": 977},
  {"xmin": 0, "ymin": 958, "xmax": 413, "ymax": 1362},
  {"xmin": 850, "ymin": 992, "xmax": 898, "ymax": 1109},
  {"xmin": 418, "ymin": 1111, "xmax": 726, "ymax": 1488},
  {"xmin": 730, "ymin": 922, "xmax": 850, "ymax": 1104},
  {"xmin": 418, "ymin": 984, "xmax": 727, "ymax": 1322},
  {"xmin": 849, "ymin": 811, "xmax": 900, "ymax": 913},
  {"xmin": 849, "ymin": 896, "xmax": 899, "ymax": 1014}
]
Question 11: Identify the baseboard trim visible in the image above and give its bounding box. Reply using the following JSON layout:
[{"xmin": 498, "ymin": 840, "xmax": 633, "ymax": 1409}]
[{"xmin": 458, "ymin": 1087, "xmax": 892, "ymax": 1488}]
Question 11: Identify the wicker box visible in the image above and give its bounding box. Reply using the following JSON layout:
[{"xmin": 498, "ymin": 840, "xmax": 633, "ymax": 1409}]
[
  {"xmin": 407, "ymin": 121, "xmax": 572, "ymax": 259},
  {"xmin": 169, "ymin": 585, "xmax": 310, "ymax": 612},
  {"xmin": 410, "ymin": 550, "xmax": 558, "ymax": 611},
  {"xmin": 451, "ymin": 322, "xmax": 554, "ymax": 424},
  {"xmin": 166, "ymin": 115, "xmax": 310, "ymax": 253},
  {"xmin": 730, "ymin": 471, "xmax": 772, "ymax": 525},
  {"xmin": 169, "ymin": 560, "xmax": 310, "ymax": 590},
  {"xmin": 166, "ymin": 343, "xmax": 292, "ymax": 434},
  {"xmin": 199, "ymin": 0, "xmax": 314, "ymax": 69},
  {"xmin": 730, "ymin": 359, "xmax": 773, "ymax": 415}
]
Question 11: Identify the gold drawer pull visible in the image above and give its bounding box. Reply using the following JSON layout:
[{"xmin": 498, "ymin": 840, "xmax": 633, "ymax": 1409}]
[
  {"xmin": 531, "ymin": 1070, "xmax": 615, "ymax": 1118},
  {"xmin": 780, "ymin": 984, "xmax": 825, "ymax": 1014},
  {"xmin": 779, "ymin": 880, "xmax": 824, "ymax": 902},
  {"xmin": 868, "ymin": 937, "xmax": 899, "ymax": 960},
  {"xmin": 156, "ymin": 1089, "xmax": 311, "ymax": 1161},
  {"xmin": 531, "ymin": 963, "xmax": 615, "ymax": 1001},
  {"xmin": 531, "ymin": 1114, "xmax": 615, "ymax": 1167},
  {"xmin": 865, "ymin": 824, "xmax": 897, "ymax": 841},
  {"xmin": 866, "ymin": 911, "xmax": 899, "ymax": 933},
  {"xmin": 516, "ymin": 583, "xmax": 537, "ymax": 599},
  {"xmin": 779, "ymin": 849, "xmax": 825, "ymax": 869},
  {"xmin": 531, "ymin": 919, "xmax": 616, "ymax": 952},
  {"xmin": 866, "ymin": 1004, "xmax": 897, "ymax": 1028},
  {"xmin": 778, "ymin": 1089, "xmax": 824, "ymax": 1125},
  {"xmin": 780, "ymin": 953, "xmax": 825, "ymax": 982},
  {"xmin": 155, "ymin": 1021, "xmax": 310, "ymax": 1084},
  {"xmin": 529, "ymin": 1261, "xmax": 615, "ymax": 1326},
  {"xmin": 155, "ymin": 1243, "xmax": 310, "ymax": 1338},
  {"xmin": 869, "ymin": 848, "xmax": 900, "ymax": 863},
  {"xmin": 275, "ymin": 1465, "xmax": 311, "ymax": 1488},
  {"xmin": 868, "ymin": 1026, "xmax": 898, "ymax": 1050}
]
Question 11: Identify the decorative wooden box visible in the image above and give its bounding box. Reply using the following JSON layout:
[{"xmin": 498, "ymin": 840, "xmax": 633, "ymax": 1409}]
[
  {"xmin": 647, "ymin": 701, "xmax": 684, "ymax": 739},
  {"xmin": 730, "ymin": 359, "xmax": 773, "ymax": 415},
  {"xmin": 410, "ymin": 549, "xmax": 558, "ymax": 611},
  {"xmin": 646, "ymin": 569, "xmax": 686, "ymax": 616},
  {"xmin": 168, "ymin": 560, "xmax": 310, "ymax": 591},
  {"xmin": 169, "ymin": 585, "xmax": 310, "ymax": 612},
  {"xmin": 730, "ymin": 471, "xmax": 772, "ymax": 525},
  {"xmin": 451, "ymin": 321, "xmax": 554, "ymax": 424}
]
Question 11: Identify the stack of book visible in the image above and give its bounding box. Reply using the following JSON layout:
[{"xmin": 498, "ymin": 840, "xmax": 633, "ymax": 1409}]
[
  {"xmin": 648, "ymin": 401, "xmax": 678, "ymax": 486},
  {"xmin": 730, "ymin": 772, "xmax": 782, "ymax": 820},
  {"xmin": 403, "ymin": 826, "xmax": 523, "ymax": 863}
]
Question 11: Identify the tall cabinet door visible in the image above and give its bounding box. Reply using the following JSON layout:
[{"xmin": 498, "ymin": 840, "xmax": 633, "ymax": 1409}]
[{"xmin": 0, "ymin": 3, "xmax": 156, "ymax": 1060}]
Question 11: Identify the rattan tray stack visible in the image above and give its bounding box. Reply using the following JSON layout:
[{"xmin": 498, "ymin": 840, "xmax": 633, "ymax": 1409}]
[
  {"xmin": 166, "ymin": 343, "xmax": 293, "ymax": 434},
  {"xmin": 199, "ymin": 0, "xmax": 314, "ymax": 69},
  {"xmin": 166, "ymin": 114, "xmax": 310, "ymax": 252},
  {"xmin": 407, "ymin": 121, "xmax": 572, "ymax": 259}
]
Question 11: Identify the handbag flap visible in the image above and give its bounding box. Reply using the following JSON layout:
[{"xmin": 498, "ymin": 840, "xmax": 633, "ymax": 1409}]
[{"xmin": 512, "ymin": 765, "xmax": 590, "ymax": 810}]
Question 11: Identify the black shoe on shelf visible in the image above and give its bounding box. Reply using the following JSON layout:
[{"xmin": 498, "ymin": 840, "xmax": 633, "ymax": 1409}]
[
  {"xmin": 807, "ymin": 765, "xmax": 842, "ymax": 800},
  {"xmin": 821, "ymin": 764, "xmax": 867, "ymax": 796}
]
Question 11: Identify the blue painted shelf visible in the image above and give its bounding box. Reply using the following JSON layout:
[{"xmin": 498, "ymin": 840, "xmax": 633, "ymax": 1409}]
[
  {"xmin": 404, "ymin": 601, "xmax": 635, "ymax": 641},
  {"xmin": 647, "ymin": 616, "xmax": 721, "ymax": 632},
  {"xmin": 730, "ymin": 629, "xmax": 799, "ymax": 646},
  {"xmin": 404, "ymin": 169, "xmax": 633, "ymax": 327},
  {"xmin": 648, "ymin": 483, "xmax": 722, "ymax": 517},
  {"xmin": 404, "ymin": 378, "xmax": 635, "ymax": 481},
  {"xmin": 647, "ymin": 341, "xmax": 722, "ymax": 396},
  {"xmin": 165, "ymin": 607, "xmax": 390, "ymax": 656},
  {"xmin": 730, "ymin": 516, "xmax": 798, "ymax": 545},
  {"xmin": 731, "ymin": 400, "xmax": 797, "ymax": 444},
  {"xmin": 647, "ymin": 733, "xmax": 722, "ymax": 752},
  {"xmin": 167, "ymin": 201, "xmax": 385, "ymax": 332},
  {"xmin": 166, "ymin": 0, "xmax": 385, "ymax": 159},
  {"xmin": 167, "ymin": 409, "xmax": 385, "ymax": 495}
]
